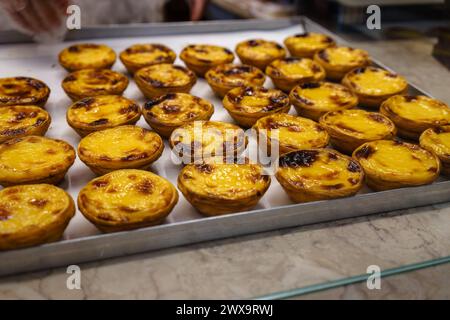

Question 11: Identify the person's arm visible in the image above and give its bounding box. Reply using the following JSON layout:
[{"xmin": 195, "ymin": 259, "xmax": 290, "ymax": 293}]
[
  {"xmin": 0, "ymin": 0, "xmax": 67, "ymax": 35},
  {"xmin": 188, "ymin": 0, "xmax": 207, "ymax": 21}
]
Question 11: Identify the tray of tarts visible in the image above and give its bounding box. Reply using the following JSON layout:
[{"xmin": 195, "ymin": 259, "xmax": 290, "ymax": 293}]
[{"xmin": 1, "ymin": 17, "xmax": 450, "ymax": 277}]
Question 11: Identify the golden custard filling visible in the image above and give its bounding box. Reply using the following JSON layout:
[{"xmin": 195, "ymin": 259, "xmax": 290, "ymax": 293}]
[
  {"xmin": 284, "ymin": 33, "xmax": 335, "ymax": 52},
  {"xmin": 135, "ymin": 64, "xmax": 194, "ymax": 87},
  {"xmin": 144, "ymin": 93, "xmax": 213, "ymax": 126},
  {"xmin": 266, "ymin": 58, "xmax": 324, "ymax": 79},
  {"xmin": 254, "ymin": 113, "xmax": 329, "ymax": 149},
  {"xmin": 78, "ymin": 126, "xmax": 162, "ymax": 163},
  {"xmin": 321, "ymin": 109, "xmax": 395, "ymax": 140},
  {"xmin": 345, "ymin": 67, "xmax": 407, "ymax": 96},
  {"xmin": 67, "ymin": 95, "xmax": 140, "ymax": 128},
  {"xmin": 316, "ymin": 47, "xmax": 369, "ymax": 67},
  {"xmin": 291, "ymin": 82, "xmax": 357, "ymax": 111},
  {"xmin": 179, "ymin": 162, "xmax": 269, "ymax": 199},
  {"xmin": 78, "ymin": 169, "xmax": 177, "ymax": 224},
  {"xmin": 0, "ymin": 184, "xmax": 73, "ymax": 235},
  {"xmin": 0, "ymin": 77, "xmax": 49, "ymax": 106},
  {"xmin": 62, "ymin": 69, "xmax": 128, "ymax": 95},
  {"xmin": 277, "ymin": 149, "xmax": 363, "ymax": 190},
  {"xmin": 59, "ymin": 43, "xmax": 116, "ymax": 69},
  {"xmin": 354, "ymin": 140, "xmax": 439, "ymax": 179},
  {"xmin": 224, "ymin": 86, "xmax": 289, "ymax": 114},
  {"xmin": 120, "ymin": 44, "xmax": 175, "ymax": 65},
  {"xmin": 236, "ymin": 39, "xmax": 285, "ymax": 60},
  {"xmin": 206, "ymin": 64, "xmax": 265, "ymax": 87},
  {"xmin": 420, "ymin": 126, "xmax": 450, "ymax": 157},
  {"xmin": 382, "ymin": 95, "xmax": 450, "ymax": 124},
  {"xmin": 0, "ymin": 136, "xmax": 75, "ymax": 181},
  {"xmin": 0, "ymin": 105, "xmax": 49, "ymax": 135},
  {"xmin": 181, "ymin": 44, "xmax": 234, "ymax": 64},
  {"xmin": 170, "ymin": 121, "xmax": 245, "ymax": 158}
]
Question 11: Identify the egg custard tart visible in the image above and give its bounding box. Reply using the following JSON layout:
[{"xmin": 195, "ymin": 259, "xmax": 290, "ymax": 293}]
[
  {"xmin": 66, "ymin": 95, "xmax": 141, "ymax": 137},
  {"xmin": 0, "ymin": 77, "xmax": 50, "ymax": 108},
  {"xmin": 143, "ymin": 93, "xmax": 214, "ymax": 138},
  {"xmin": 205, "ymin": 64, "xmax": 266, "ymax": 98},
  {"xmin": 319, "ymin": 109, "xmax": 396, "ymax": 154},
  {"xmin": 235, "ymin": 39, "xmax": 286, "ymax": 70},
  {"xmin": 223, "ymin": 86, "xmax": 290, "ymax": 128},
  {"xmin": 78, "ymin": 169, "xmax": 178, "ymax": 232},
  {"xmin": 0, "ymin": 136, "xmax": 75, "ymax": 187},
  {"xmin": 314, "ymin": 46, "xmax": 370, "ymax": 81},
  {"xmin": 58, "ymin": 43, "xmax": 116, "ymax": 72},
  {"xmin": 78, "ymin": 125, "xmax": 164, "ymax": 175},
  {"xmin": 0, "ymin": 184, "xmax": 75, "ymax": 250},
  {"xmin": 180, "ymin": 44, "xmax": 235, "ymax": 77},
  {"xmin": 276, "ymin": 149, "xmax": 364, "ymax": 203},
  {"xmin": 420, "ymin": 126, "xmax": 450, "ymax": 175},
  {"xmin": 135, "ymin": 64, "xmax": 196, "ymax": 99},
  {"xmin": 290, "ymin": 82, "xmax": 358, "ymax": 121},
  {"xmin": 0, "ymin": 105, "xmax": 51, "ymax": 143},
  {"xmin": 253, "ymin": 113, "xmax": 329, "ymax": 155},
  {"xmin": 62, "ymin": 69, "xmax": 129, "ymax": 102},
  {"xmin": 120, "ymin": 44, "xmax": 176, "ymax": 74},
  {"xmin": 266, "ymin": 57, "xmax": 326, "ymax": 93},
  {"xmin": 169, "ymin": 120, "xmax": 246, "ymax": 163},
  {"xmin": 342, "ymin": 67, "xmax": 408, "ymax": 108},
  {"xmin": 353, "ymin": 140, "xmax": 440, "ymax": 191},
  {"xmin": 380, "ymin": 95, "xmax": 450, "ymax": 140},
  {"xmin": 178, "ymin": 161, "xmax": 270, "ymax": 216},
  {"xmin": 284, "ymin": 32, "xmax": 335, "ymax": 58}
]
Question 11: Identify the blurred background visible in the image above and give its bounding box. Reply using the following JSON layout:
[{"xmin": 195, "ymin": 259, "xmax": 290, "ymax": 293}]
[{"xmin": 0, "ymin": 0, "xmax": 449, "ymax": 67}]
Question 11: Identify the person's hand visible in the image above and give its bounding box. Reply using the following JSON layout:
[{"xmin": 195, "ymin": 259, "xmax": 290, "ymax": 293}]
[
  {"xmin": 0, "ymin": 0, "xmax": 68, "ymax": 35},
  {"xmin": 189, "ymin": 0, "xmax": 207, "ymax": 21}
]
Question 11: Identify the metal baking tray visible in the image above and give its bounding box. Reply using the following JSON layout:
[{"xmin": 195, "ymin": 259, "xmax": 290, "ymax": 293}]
[{"xmin": 1, "ymin": 16, "xmax": 449, "ymax": 277}]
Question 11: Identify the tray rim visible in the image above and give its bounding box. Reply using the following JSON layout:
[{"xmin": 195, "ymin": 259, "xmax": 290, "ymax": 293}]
[{"xmin": 0, "ymin": 16, "xmax": 449, "ymax": 277}]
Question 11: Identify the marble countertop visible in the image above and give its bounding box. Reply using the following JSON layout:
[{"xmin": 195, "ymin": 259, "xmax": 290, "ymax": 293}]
[{"xmin": 1, "ymin": 39, "xmax": 450, "ymax": 300}]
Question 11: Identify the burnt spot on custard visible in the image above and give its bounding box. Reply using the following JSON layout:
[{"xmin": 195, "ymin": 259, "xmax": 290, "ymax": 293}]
[
  {"xmin": 223, "ymin": 65, "xmax": 253, "ymax": 76},
  {"xmin": 144, "ymin": 93, "xmax": 177, "ymax": 109},
  {"xmin": 135, "ymin": 179, "xmax": 154, "ymax": 194},
  {"xmin": 247, "ymin": 40, "xmax": 259, "ymax": 47},
  {"xmin": 195, "ymin": 163, "xmax": 213, "ymax": 174},
  {"xmin": 300, "ymin": 82, "xmax": 321, "ymax": 90},
  {"xmin": 323, "ymin": 36, "xmax": 334, "ymax": 44},
  {"xmin": 92, "ymin": 179, "xmax": 109, "ymax": 188},
  {"xmin": 119, "ymin": 104, "xmax": 139, "ymax": 114},
  {"xmin": 121, "ymin": 152, "xmax": 149, "ymax": 162},
  {"xmin": 223, "ymin": 48, "xmax": 233, "ymax": 55},
  {"xmin": 284, "ymin": 57, "xmax": 300, "ymax": 64},
  {"xmin": 279, "ymin": 150, "xmax": 318, "ymax": 168},
  {"xmin": 29, "ymin": 198, "xmax": 48, "ymax": 207},
  {"xmin": 385, "ymin": 72, "xmax": 398, "ymax": 78},
  {"xmin": 328, "ymin": 152, "xmax": 338, "ymax": 161},
  {"xmin": 162, "ymin": 104, "xmax": 181, "ymax": 114},
  {"xmin": 294, "ymin": 32, "xmax": 309, "ymax": 38},
  {"xmin": 63, "ymin": 75, "xmax": 77, "ymax": 82},
  {"xmin": 72, "ymin": 97, "xmax": 95, "ymax": 109},
  {"xmin": 347, "ymin": 160, "xmax": 361, "ymax": 172},
  {"xmin": 368, "ymin": 113, "xmax": 387, "ymax": 124},
  {"xmin": 89, "ymin": 118, "xmax": 109, "ymax": 126},
  {"xmin": 293, "ymin": 92, "xmax": 314, "ymax": 106},
  {"xmin": 354, "ymin": 145, "xmax": 374, "ymax": 159},
  {"xmin": 0, "ymin": 128, "xmax": 27, "ymax": 136}
]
